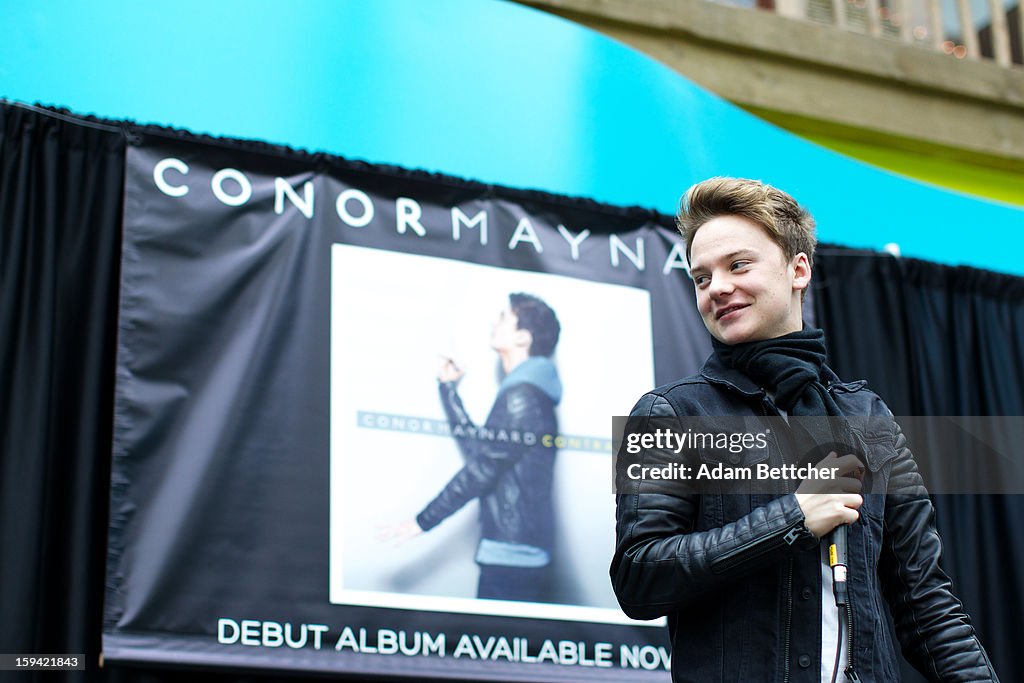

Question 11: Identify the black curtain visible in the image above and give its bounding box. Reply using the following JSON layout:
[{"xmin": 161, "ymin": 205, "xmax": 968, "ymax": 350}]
[
  {"xmin": 0, "ymin": 103, "xmax": 124, "ymax": 682},
  {"xmin": 814, "ymin": 248, "xmax": 1024, "ymax": 682},
  {"xmin": 2, "ymin": 102, "xmax": 1021, "ymax": 682}
]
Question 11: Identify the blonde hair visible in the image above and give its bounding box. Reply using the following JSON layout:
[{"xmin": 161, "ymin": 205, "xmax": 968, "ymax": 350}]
[{"xmin": 676, "ymin": 177, "xmax": 817, "ymax": 269}]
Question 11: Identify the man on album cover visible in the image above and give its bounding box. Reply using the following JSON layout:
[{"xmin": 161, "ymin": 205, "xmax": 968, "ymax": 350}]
[
  {"xmin": 611, "ymin": 178, "xmax": 999, "ymax": 682},
  {"xmin": 389, "ymin": 292, "xmax": 562, "ymax": 602}
]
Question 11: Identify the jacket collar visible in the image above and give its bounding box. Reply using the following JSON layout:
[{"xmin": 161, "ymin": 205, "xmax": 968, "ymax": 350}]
[
  {"xmin": 699, "ymin": 353, "xmax": 764, "ymax": 397},
  {"xmin": 699, "ymin": 352, "xmax": 851, "ymax": 396}
]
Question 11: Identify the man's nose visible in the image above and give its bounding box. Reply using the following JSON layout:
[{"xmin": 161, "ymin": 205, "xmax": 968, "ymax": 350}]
[{"xmin": 708, "ymin": 273, "xmax": 734, "ymax": 297}]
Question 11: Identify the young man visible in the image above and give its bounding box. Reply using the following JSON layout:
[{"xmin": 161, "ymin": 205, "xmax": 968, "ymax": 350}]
[
  {"xmin": 390, "ymin": 293, "xmax": 562, "ymax": 602},
  {"xmin": 610, "ymin": 178, "xmax": 998, "ymax": 682}
]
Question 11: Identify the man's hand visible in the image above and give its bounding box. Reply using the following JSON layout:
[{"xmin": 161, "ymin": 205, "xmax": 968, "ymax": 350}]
[
  {"xmin": 377, "ymin": 519, "xmax": 423, "ymax": 545},
  {"xmin": 438, "ymin": 358, "xmax": 465, "ymax": 383},
  {"xmin": 795, "ymin": 451, "xmax": 864, "ymax": 538}
]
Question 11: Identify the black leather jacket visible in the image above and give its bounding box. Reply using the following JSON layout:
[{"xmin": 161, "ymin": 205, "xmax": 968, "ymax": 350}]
[
  {"xmin": 416, "ymin": 380, "xmax": 558, "ymax": 554},
  {"xmin": 611, "ymin": 354, "xmax": 999, "ymax": 682}
]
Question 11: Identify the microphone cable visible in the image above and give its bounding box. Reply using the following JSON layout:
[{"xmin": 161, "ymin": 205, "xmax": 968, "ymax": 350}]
[{"xmin": 828, "ymin": 524, "xmax": 860, "ymax": 683}]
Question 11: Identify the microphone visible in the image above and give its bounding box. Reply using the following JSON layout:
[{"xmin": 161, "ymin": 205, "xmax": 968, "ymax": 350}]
[{"xmin": 827, "ymin": 523, "xmax": 849, "ymax": 606}]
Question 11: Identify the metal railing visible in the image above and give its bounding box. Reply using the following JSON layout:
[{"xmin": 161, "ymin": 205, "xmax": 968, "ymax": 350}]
[{"xmin": 767, "ymin": 0, "xmax": 1022, "ymax": 66}]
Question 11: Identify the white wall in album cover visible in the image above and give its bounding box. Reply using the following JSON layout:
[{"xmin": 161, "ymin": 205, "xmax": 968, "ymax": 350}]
[{"xmin": 329, "ymin": 243, "xmax": 656, "ymax": 624}]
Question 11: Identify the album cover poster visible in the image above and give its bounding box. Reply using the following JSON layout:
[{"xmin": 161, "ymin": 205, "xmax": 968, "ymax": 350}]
[{"xmin": 330, "ymin": 244, "xmax": 656, "ymax": 624}]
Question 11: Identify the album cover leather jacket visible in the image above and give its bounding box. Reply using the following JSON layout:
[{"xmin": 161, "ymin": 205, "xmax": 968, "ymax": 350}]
[
  {"xmin": 417, "ymin": 377, "xmax": 558, "ymax": 559},
  {"xmin": 611, "ymin": 354, "xmax": 999, "ymax": 682}
]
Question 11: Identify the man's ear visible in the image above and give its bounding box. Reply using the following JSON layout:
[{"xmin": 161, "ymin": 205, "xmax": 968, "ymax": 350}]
[
  {"xmin": 791, "ymin": 252, "xmax": 811, "ymax": 293},
  {"xmin": 515, "ymin": 328, "xmax": 533, "ymax": 352}
]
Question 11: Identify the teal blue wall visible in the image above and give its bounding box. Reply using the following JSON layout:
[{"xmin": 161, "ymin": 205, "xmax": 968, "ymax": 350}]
[{"xmin": 2, "ymin": 0, "xmax": 1021, "ymax": 275}]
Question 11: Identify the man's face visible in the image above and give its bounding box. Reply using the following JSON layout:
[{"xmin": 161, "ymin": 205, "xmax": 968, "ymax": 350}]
[
  {"xmin": 688, "ymin": 214, "xmax": 809, "ymax": 345},
  {"xmin": 490, "ymin": 306, "xmax": 529, "ymax": 352}
]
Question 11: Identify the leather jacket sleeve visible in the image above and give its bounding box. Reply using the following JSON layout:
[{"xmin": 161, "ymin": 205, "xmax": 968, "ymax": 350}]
[
  {"xmin": 415, "ymin": 382, "xmax": 545, "ymax": 532},
  {"xmin": 879, "ymin": 421, "xmax": 1000, "ymax": 682},
  {"xmin": 436, "ymin": 380, "xmax": 478, "ymax": 463},
  {"xmin": 610, "ymin": 392, "xmax": 816, "ymax": 620}
]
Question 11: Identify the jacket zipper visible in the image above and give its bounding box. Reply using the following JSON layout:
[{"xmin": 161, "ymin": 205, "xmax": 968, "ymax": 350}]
[
  {"xmin": 844, "ymin": 599, "xmax": 860, "ymax": 682},
  {"xmin": 709, "ymin": 520, "xmax": 805, "ymax": 573},
  {"xmin": 783, "ymin": 558, "xmax": 794, "ymax": 683}
]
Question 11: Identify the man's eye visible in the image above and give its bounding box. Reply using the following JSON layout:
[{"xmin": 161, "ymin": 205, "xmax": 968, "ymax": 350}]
[
  {"xmin": 694, "ymin": 275, "xmax": 709, "ymax": 286},
  {"xmin": 731, "ymin": 261, "xmax": 749, "ymax": 271}
]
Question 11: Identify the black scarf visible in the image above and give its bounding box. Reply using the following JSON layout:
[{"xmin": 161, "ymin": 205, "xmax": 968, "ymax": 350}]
[{"xmin": 712, "ymin": 328, "xmax": 855, "ymax": 465}]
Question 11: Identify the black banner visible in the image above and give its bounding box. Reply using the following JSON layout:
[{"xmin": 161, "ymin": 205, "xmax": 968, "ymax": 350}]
[{"xmin": 104, "ymin": 131, "xmax": 713, "ymax": 680}]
